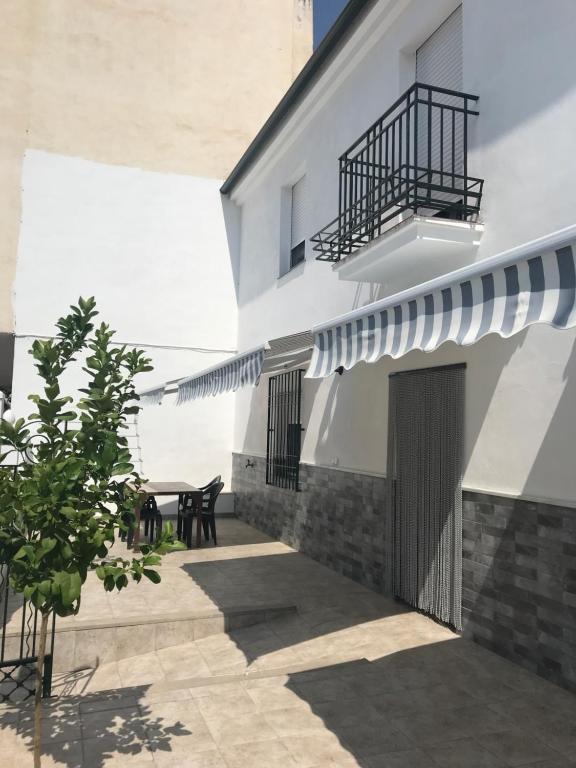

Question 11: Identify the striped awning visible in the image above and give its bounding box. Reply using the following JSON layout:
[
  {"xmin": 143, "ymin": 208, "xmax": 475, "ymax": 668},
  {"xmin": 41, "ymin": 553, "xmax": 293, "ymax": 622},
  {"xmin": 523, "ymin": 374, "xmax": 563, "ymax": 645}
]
[
  {"xmin": 138, "ymin": 385, "xmax": 166, "ymax": 406},
  {"xmin": 177, "ymin": 347, "xmax": 266, "ymax": 404},
  {"xmin": 307, "ymin": 227, "xmax": 576, "ymax": 378},
  {"xmin": 262, "ymin": 331, "xmax": 314, "ymax": 375},
  {"xmin": 138, "ymin": 332, "xmax": 314, "ymax": 407}
]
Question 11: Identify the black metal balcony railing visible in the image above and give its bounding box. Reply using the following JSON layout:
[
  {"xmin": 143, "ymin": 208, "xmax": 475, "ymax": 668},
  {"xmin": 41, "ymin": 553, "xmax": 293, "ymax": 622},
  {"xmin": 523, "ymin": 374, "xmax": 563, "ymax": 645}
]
[{"xmin": 311, "ymin": 83, "xmax": 484, "ymax": 262}]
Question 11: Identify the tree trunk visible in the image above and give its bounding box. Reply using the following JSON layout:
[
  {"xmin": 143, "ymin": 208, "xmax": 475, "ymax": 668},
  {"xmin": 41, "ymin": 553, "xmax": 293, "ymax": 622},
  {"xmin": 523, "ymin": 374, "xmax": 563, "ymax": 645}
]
[{"xmin": 33, "ymin": 612, "xmax": 50, "ymax": 768}]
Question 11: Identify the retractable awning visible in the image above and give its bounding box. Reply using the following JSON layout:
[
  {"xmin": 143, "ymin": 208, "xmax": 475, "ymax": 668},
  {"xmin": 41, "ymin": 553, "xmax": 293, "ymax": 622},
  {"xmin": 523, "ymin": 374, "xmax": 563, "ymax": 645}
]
[
  {"xmin": 177, "ymin": 346, "xmax": 266, "ymax": 404},
  {"xmin": 261, "ymin": 332, "xmax": 314, "ymax": 375},
  {"xmin": 307, "ymin": 225, "xmax": 576, "ymax": 379},
  {"xmin": 139, "ymin": 384, "xmax": 167, "ymax": 406},
  {"xmin": 138, "ymin": 332, "xmax": 313, "ymax": 406}
]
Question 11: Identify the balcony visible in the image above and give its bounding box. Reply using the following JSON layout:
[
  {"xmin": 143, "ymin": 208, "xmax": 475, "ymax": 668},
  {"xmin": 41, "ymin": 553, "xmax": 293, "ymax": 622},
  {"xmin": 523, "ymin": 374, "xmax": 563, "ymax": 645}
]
[{"xmin": 311, "ymin": 83, "xmax": 484, "ymax": 284}]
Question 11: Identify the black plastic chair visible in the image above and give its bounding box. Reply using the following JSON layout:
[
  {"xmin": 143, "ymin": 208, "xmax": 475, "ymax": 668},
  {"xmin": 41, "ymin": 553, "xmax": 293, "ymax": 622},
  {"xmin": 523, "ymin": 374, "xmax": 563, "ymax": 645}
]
[
  {"xmin": 181, "ymin": 481, "xmax": 224, "ymax": 548},
  {"xmin": 142, "ymin": 496, "xmax": 160, "ymax": 543},
  {"xmin": 199, "ymin": 475, "xmax": 221, "ymax": 492},
  {"xmin": 177, "ymin": 475, "xmax": 221, "ymax": 540}
]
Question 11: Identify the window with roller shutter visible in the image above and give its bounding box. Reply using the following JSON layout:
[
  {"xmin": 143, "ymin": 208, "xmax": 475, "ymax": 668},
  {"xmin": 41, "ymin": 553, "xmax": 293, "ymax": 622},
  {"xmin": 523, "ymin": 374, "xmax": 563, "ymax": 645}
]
[
  {"xmin": 290, "ymin": 176, "xmax": 306, "ymax": 268},
  {"xmin": 416, "ymin": 6, "xmax": 464, "ymax": 217}
]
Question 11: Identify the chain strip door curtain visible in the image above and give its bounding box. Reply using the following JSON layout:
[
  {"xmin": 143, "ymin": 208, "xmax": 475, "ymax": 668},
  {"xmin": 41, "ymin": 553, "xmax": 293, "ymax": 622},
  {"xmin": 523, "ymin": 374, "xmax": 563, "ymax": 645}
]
[{"xmin": 387, "ymin": 363, "xmax": 464, "ymax": 629}]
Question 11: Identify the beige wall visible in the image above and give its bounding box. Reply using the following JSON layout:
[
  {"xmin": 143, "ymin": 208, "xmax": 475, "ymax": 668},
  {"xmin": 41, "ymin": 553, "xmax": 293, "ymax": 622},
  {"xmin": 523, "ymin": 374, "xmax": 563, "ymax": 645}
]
[{"xmin": 0, "ymin": 0, "xmax": 312, "ymax": 335}]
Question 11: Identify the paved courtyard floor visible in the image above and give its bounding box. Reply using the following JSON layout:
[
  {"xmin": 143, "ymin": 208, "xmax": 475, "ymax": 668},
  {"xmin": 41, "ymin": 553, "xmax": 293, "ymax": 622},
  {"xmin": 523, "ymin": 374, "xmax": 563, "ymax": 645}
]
[{"xmin": 2, "ymin": 518, "xmax": 576, "ymax": 766}]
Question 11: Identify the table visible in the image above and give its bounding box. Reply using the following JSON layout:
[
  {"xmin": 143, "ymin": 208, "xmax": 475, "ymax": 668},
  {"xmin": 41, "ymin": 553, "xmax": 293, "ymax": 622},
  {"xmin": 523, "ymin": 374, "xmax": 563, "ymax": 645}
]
[{"xmin": 130, "ymin": 481, "xmax": 203, "ymax": 551}]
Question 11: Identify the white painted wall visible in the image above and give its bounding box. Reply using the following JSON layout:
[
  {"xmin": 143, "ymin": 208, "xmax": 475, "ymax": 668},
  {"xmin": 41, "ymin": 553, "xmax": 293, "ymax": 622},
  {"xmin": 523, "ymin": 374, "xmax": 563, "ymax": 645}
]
[
  {"xmin": 237, "ymin": 324, "xmax": 576, "ymax": 505},
  {"xmin": 232, "ymin": 0, "xmax": 576, "ymax": 504},
  {"xmin": 12, "ymin": 150, "xmax": 238, "ymax": 504}
]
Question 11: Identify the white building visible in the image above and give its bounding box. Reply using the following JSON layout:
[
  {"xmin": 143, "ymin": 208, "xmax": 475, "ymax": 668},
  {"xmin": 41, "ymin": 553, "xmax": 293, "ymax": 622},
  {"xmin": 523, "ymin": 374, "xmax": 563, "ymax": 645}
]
[
  {"xmin": 147, "ymin": 0, "xmax": 576, "ymax": 690},
  {"xmin": 7, "ymin": 0, "xmax": 576, "ymax": 692},
  {"xmin": 5, "ymin": 0, "xmax": 313, "ymax": 514}
]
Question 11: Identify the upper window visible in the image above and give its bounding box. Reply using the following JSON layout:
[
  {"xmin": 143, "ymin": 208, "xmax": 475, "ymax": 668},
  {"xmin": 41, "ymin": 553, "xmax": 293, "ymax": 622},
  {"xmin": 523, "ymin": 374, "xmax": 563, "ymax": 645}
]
[
  {"xmin": 415, "ymin": 6, "xmax": 462, "ymax": 91},
  {"xmin": 290, "ymin": 176, "xmax": 306, "ymax": 269}
]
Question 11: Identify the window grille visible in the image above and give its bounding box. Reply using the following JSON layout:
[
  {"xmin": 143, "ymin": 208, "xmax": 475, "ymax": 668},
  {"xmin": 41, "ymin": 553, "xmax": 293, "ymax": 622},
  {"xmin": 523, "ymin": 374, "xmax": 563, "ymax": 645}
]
[{"xmin": 266, "ymin": 370, "xmax": 303, "ymax": 490}]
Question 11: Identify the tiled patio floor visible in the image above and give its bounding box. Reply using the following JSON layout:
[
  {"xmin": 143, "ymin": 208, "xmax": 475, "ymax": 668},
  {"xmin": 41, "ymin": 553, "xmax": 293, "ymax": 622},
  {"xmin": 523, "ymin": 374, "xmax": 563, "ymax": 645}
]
[{"xmin": 2, "ymin": 518, "xmax": 576, "ymax": 766}]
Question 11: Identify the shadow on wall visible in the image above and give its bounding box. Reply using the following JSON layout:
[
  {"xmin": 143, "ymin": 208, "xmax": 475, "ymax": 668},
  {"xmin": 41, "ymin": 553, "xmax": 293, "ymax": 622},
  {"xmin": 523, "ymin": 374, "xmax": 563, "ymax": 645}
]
[
  {"xmin": 521, "ymin": 339, "xmax": 576, "ymax": 500},
  {"xmin": 221, "ymin": 194, "xmax": 242, "ymax": 303},
  {"xmin": 306, "ymin": 329, "xmax": 526, "ymax": 481},
  {"xmin": 463, "ymin": 337, "xmax": 576, "ymax": 690},
  {"xmin": 237, "ymin": 384, "xmax": 268, "ymax": 461},
  {"xmin": 0, "ymin": 332, "xmax": 14, "ymax": 393},
  {"xmin": 458, "ymin": 330, "xmax": 526, "ymax": 481},
  {"xmin": 350, "ymin": 279, "xmax": 386, "ymax": 311}
]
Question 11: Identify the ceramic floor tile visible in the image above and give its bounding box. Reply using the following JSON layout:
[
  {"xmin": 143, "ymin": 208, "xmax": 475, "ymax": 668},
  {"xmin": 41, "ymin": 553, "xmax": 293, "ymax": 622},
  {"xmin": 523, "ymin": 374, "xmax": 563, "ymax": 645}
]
[
  {"xmin": 15, "ymin": 519, "xmax": 576, "ymax": 768},
  {"xmin": 426, "ymin": 737, "xmax": 506, "ymax": 767},
  {"xmin": 195, "ymin": 688, "xmax": 259, "ymax": 719},
  {"xmin": 118, "ymin": 653, "xmax": 167, "ymax": 687},
  {"xmin": 392, "ymin": 705, "xmax": 510, "ymax": 746},
  {"xmin": 476, "ymin": 729, "xmax": 565, "ymax": 766},
  {"xmin": 264, "ymin": 706, "xmax": 328, "ymax": 738},
  {"xmin": 339, "ymin": 721, "xmax": 415, "ymax": 759},
  {"xmin": 246, "ymin": 682, "xmax": 309, "ymax": 711},
  {"xmin": 151, "ymin": 746, "xmax": 226, "ymax": 767},
  {"xmin": 366, "ymin": 749, "xmax": 436, "ymax": 768},
  {"xmin": 203, "ymin": 710, "xmax": 278, "ymax": 747},
  {"xmin": 82, "ymin": 734, "xmax": 154, "ymax": 766},
  {"xmin": 281, "ymin": 733, "xmax": 355, "ymax": 767},
  {"xmin": 147, "ymin": 724, "xmax": 217, "ymax": 757},
  {"xmin": 221, "ymin": 738, "xmax": 297, "ymax": 768}
]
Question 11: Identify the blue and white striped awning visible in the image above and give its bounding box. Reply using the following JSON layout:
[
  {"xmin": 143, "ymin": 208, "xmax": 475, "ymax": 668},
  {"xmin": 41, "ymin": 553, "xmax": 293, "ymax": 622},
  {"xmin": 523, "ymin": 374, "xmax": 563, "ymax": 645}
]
[
  {"xmin": 138, "ymin": 385, "xmax": 166, "ymax": 406},
  {"xmin": 176, "ymin": 347, "xmax": 266, "ymax": 404},
  {"xmin": 138, "ymin": 332, "xmax": 314, "ymax": 407},
  {"xmin": 307, "ymin": 226, "xmax": 576, "ymax": 378}
]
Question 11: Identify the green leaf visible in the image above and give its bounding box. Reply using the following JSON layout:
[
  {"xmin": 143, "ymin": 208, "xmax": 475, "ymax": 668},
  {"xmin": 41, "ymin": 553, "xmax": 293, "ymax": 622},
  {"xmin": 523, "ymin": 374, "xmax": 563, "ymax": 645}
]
[
  {"xmin": 58, "ymin": 412, "xmax": 77, "ymax": 422},
  {"xmin": 0, "ymin": 298, "xmax": 164, "ymax": 617},
  {"xmin": 41, "ymin": 538, "xmax": 57, "ymax": 554},
  {"xmin": 143, "ymin": 569, "xmax": 161, "ymax": 584},
  {"xmin": 142, "ymin": 554, "xmax": 162, "ymax": 567},
  {"xmin": 111, "ymin": 462, "xmax": 134, "ymax": 476},
  {"xmin": 116, "ymin": 573, "xmax": 128, "ymax": 589}
]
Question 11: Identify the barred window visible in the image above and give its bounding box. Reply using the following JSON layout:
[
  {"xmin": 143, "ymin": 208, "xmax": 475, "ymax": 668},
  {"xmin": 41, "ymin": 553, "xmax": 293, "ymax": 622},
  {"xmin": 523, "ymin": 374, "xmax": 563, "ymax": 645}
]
[{"xmin": 266, "ymin": 370, "xmax": 303, "ymax": 490}]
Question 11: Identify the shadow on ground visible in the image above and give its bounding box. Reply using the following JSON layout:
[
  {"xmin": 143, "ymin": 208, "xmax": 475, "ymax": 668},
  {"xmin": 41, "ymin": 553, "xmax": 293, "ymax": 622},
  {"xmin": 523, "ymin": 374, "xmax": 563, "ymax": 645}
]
[
  {"xmin": 3, "ymin": 517, "xmax": 576, "ymax": 766},
  {"xmin": 0, "ymin": 685, "xmax": 191, "ymax": 767},
  {"xmin": 179, "ymin": 546, "xmax": 576, "ymax": 766},
  {"xmin": 180, "ymin": 549, "xmax": 410, "ymax": 652},
  {"xmin": 2, "ymin": 637, "xmax": 576, "ymax": 766}
]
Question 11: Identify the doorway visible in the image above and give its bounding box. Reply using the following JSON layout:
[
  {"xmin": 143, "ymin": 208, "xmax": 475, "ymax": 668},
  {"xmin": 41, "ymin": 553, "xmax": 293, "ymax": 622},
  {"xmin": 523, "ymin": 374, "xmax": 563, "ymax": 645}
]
[{"xmin": 387, "ymin": 363, "xmax": 465, "ymax": 629}]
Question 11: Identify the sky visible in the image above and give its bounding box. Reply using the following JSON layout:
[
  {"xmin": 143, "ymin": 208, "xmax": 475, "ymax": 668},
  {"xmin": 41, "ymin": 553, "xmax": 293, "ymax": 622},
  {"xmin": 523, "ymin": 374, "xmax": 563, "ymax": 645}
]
[{"xmin": 313, "ymin": 0, "xmax": 350, "ymax": 49}]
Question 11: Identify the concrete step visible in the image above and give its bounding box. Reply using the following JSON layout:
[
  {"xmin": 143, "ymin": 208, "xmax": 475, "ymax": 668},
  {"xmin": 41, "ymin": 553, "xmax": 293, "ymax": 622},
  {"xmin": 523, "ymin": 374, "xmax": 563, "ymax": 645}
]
[
  {"xmin": 3, "ymin": 602, "xmax": 296, "ymax": 674},
  {"xmin": 50, "ymin": 611, "xmax": 376, "ymax": 699},
  {"xmin": 52, "ymin": 650, "xmax": 371, "ymax": 703}
]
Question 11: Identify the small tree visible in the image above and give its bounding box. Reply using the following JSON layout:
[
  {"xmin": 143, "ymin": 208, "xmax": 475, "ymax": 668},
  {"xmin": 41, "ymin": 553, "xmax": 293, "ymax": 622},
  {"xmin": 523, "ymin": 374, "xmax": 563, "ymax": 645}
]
[{"xmin": 0, "ymin": 298, "xmax": 183, "ymax": 767}]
